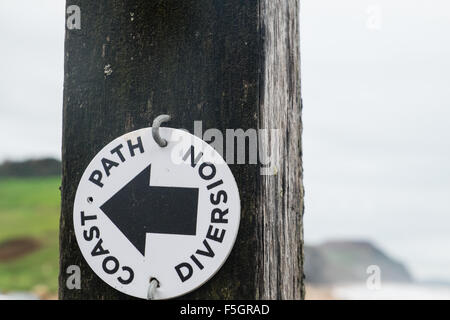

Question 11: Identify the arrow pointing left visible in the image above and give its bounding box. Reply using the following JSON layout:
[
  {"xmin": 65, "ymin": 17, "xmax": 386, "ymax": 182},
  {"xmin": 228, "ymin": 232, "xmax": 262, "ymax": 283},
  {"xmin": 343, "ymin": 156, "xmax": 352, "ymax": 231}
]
[{"xmin": 100, "ymin": 165, "xmax": 199, "ymax": 256}]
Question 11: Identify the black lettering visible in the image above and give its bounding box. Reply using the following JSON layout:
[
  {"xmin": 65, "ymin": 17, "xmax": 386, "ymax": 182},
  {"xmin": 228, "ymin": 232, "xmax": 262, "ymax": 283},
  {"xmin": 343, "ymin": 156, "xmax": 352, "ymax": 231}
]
[
  {"xmin": 111, "ymin": 144, "xmax": 126, "ymax": 162},
  {"xmin": 127, "ymin": 136, "xmax": 144, "ymax": 157},
  {"xmin": 118, "ymin": 266, "xmax": 135, "ymax": 285},
  {"xmin": 175, "ymin": 262, "xmax": 193, "ymax": 282},
  {"xmin": 102, "ymin": 256, "xmax": 120, "ymax": 274},
  {"xmin": 207, "ymin": 179, "xmax": 223, "ymax": 190},
  {"xmin": 206, "ymin": 225, "xmax": 225, "ymax": 243},
  {"xmin": 83, "ymin": 226, "xmax": 100, "ymax": 241},
  {"xmin": 210, "ymin": 190, "xmax": 228, "ymax": 205},
  {"xmin": 80, "ymin": 211, "xmax": 97, "ymax": 226},
  {"xmin": 182, "ymin": 145, "xmax": 203, "ymax": 168},
  {"xmin": 190, "ymin": 254, "xmax": 204, "ymax": 270},
  {"xmin": 89, "ymin": 170, "xmax": 103, "ymax": 188},
  {"xmin": 199, "ymin": 162, "xmax": 216, "ymax": 180},
  {"xmin": 91, "ymin": 239, "xmax": 110, "ymax": 257},
  {"xmin": 101, "ymin": 157, "xmax": 119, "ymax": 177},
  {"xmin": 196, "ymin": 239, "xmax": 215, "ymax": 258},
  {"xmin": 211, "ymin": 208, "xmax": 229, "ymax": 223}
]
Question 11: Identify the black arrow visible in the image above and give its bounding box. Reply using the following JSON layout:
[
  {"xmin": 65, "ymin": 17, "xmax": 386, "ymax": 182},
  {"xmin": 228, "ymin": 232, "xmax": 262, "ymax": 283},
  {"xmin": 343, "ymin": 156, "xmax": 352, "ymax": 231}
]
[{"xmin": 100, "ymin": 165, "xmax": 199, "ymax": 256}]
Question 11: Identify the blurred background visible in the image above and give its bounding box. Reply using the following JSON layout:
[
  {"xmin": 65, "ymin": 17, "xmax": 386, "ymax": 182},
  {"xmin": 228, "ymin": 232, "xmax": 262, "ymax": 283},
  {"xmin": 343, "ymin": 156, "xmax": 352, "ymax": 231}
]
[
  {"xmin": 0, "ymin": 0, "xmax": 449, "ymax": 299},
  {"xmin": 0, "ymin": 0, "xmax": 64, "ymax": 299},
  {"xmin": 302, "ymin": 0, "xmax": 450, "ymax": 299}
]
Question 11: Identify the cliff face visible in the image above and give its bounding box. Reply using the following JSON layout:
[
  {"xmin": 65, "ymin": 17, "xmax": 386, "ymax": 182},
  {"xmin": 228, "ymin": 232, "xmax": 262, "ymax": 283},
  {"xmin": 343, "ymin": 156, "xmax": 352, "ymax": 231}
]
[{"xmin": 305, "ymin": 240, "xmax": 413, "ymax": 284}]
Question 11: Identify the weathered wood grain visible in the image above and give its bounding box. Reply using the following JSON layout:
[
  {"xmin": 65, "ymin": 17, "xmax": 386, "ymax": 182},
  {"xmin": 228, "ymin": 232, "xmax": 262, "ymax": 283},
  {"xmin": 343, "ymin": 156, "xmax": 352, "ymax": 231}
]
[
  {"xmin": 60, "ymin": 0, "xmax": 303, "ymax": 299},
  {"xmin": 257, "ymin": 0, "xmax": 304, "ymax": 299}
]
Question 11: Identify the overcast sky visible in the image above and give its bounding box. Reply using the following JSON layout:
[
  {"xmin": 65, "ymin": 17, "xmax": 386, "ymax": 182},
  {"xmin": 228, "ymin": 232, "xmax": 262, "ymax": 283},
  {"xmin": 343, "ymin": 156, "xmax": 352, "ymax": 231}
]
[
  {"xmin": 1, "ymin": 0, "xmax": 450, "ymax": 282},
  {"xmin": 302, "ymin": 0, "xmax": 450, "ymax": 281},
  {"xmin": 0, "ymin": 0, "xmax": 64, "ymax": 162}
]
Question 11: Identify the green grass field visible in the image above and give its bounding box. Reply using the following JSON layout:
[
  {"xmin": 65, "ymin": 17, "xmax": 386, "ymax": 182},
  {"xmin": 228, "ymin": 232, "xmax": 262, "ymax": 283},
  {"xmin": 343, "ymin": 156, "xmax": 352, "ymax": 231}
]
[{"xmin": 0, "ymin": 177, "xmax": 60, "ymax": 295}]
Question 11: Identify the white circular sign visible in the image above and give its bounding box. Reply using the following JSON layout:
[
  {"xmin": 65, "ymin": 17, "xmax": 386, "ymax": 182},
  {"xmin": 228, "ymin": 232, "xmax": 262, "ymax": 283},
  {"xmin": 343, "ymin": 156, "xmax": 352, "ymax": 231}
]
[{"xmin": 73, "ymin": 128, "xmax": 240, "ymax": 299}]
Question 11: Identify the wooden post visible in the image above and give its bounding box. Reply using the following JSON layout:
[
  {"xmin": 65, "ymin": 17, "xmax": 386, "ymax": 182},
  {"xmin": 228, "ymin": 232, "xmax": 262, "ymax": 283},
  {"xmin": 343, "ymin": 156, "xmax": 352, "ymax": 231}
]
[{"xmin": 60, "ymin": 0, "xmax": 304, "ymax": 299}]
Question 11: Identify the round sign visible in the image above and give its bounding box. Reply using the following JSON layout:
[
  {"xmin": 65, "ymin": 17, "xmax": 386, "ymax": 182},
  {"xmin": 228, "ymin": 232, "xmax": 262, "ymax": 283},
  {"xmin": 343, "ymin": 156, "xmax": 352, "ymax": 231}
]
[{"xmin": 73, "ymin": 127, "xmax": 240, "ymax": 299}]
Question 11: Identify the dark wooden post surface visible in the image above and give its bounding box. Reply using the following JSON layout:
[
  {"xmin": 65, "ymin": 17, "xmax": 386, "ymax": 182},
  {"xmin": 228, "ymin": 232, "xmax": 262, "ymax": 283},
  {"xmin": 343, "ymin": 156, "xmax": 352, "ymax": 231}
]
[{"xmin": 60, "ymin": 0, "xmax": 304, "ymax": 299}]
